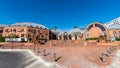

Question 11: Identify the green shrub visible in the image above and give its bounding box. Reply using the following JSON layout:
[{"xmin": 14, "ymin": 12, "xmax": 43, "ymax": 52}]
[
  {"xmin": 36, "ymin": 37, "xmax": 47, "ymax": 42},
  {"xmin": 86, "ymin": 38, "xmax": 99, "ymax": 40},
  {"xmin": 0, "ymin": 36, "xmax": 6, "ymax": 42},
  {"xmin": 116, "ymin": 38, "xmax": 120, "ymax": 41}
]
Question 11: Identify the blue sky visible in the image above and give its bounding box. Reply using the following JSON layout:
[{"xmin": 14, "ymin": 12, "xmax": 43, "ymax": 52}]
[{"xmin": 0, "ymin": 0, "xmax": 120, "ymax": 30}]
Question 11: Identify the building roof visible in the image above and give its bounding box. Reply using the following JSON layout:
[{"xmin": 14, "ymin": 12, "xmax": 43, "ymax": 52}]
[
  {"xmin": 0, "ymin": 24, "xmax": 8, "ymax": 28},
  {"xmin": 51, "ymin": 27, "xmax": 62, "ymax": 35},
  {"xmin": 68, "ymin": 27, "xmax": 84, "ymax": 35},
  {"xmin": 11, "ymin": 22, "xmax": 48, "ymax": 29},
  {"xmin": 105, "ymin": 17, "xmax": 120, "ymax": 30}
]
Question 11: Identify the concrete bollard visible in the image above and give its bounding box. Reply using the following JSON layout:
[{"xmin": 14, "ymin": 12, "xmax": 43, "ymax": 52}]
[
  {"xmin": 20, "ymin": 45, "xmax": 23, "ymax": 49},
  {"xmin": 53, "ymin": 53, "xmax": 57, "ymax": 62},
  {"xmin": 108, "ymin": 49, "xmax": 112, "ymax": 54},
  {"xmin": 11, "ymin": 45, "xmax": 13, "ymax": 49},
  {"xmin": 30, "ymin": 45, "xmax": 31, "ymax": 50},
  {"xmin": 44, "ymin": 49, "xmax": 46, "ymax": 56},
  {"xmin": 38, "ymin": 47, "xmax": 40, "ymax": 53},
  {"xmin": 2, "ymin": 45, "xmax": 4, "ymax": 49},
  {"xmin": 109, "ymin": 48, "xmax": 113, "ymax": 52},
  {"xmin": 100, "ymin": 53, "xmax": 106, "ymax": 63},
  {"xmin": 105, "ymin": 50, "xmax": 111, "ymax": 57},
  {"xmin": 111, "ymin": 46, "xmax": 114, "ymax": 51},
  {"xmin": 33, "ymin": 46, "xmax": 35, "ymax": 51}
]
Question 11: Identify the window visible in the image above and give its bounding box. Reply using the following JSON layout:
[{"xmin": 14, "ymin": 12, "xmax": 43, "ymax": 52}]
[
  {"xmin": 5, "ymin": 29, "xmax": 9, "ymax": 32},
  {"xmin": 88, "ymin": 25, "xmax": 93, "ymax": 31},
  {"xmin": 0, "ymin": 30, "xmax": 3, "ymax": 33},
  {"xmin": 95, "ymin": 24, "xmax": 105, "ymax": 31},
  {"xmin": 21, "ymin": 34, "xmax": 25, "ymax": 37},
  {"xmin": 118, "ymin": 31, "xmax": 120, "ymax": 38},
  {"xmin": 28, "ymin": 34, "xmax": 31, "ymax": 37},
  {"xmin": 113, "ymin": 31, "xmax": 117, "ymax": 37},
  {"xmin": 13, "ymin": 29, "xmax": 16, "ymax": 32},
  {"xmin": 18, "ymin": 28, "xmax": 24, "ymax": 32}
]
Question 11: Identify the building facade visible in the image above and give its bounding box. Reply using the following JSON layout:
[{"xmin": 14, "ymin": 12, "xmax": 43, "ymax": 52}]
[
  {"xmin": 85, "ymin": 17, "xmax": 120, "ymax": 41},
  {"xmin": 50, "ymin": 26, "xmax": 85, "ymax": 40},
  {"xmin": 1, "ymin": 22, "xmax": 50, "ymax": 40},
  {"xmin": 0, "ymin": 17, "xmax": 120, "ymax": 42}
]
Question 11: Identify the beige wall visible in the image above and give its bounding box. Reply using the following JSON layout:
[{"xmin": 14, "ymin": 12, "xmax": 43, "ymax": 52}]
[
  {"xmin": 3, "ymin": 26, "xmax": 27, "ymax": 37},
  {"xmin": 109, "ymin": 30, "xmax": 120, "ymax": 38},
  {"xmin": 86, "ymin": 22, "xmax": 120, "ymax": 38},
  {"xmin": 2, "ymin": 26, "xmax": 50, "ymax": 40},
  {"xmin": 26, "ymin": 27, "xmax": 49, "ymax": 40},
  {"xmin": 89, "ymin": 27, "xmax": 102, "ymax": 38}
]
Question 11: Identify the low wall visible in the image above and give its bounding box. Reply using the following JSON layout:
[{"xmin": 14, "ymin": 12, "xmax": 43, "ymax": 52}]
[
  {"xmin": 87, "ymin": 40, "xmax": 97, "ymax": 42},
  {"xmin": 0, "ymin": 42, "xmax": 10, "ymax": 44},
  {"xmin": 0, "ymin": 42, "xmax": 34, "ymax": 46},
  {"xmin": 97, "ymin": 42, "xmax": 118, "ymax": 46}
]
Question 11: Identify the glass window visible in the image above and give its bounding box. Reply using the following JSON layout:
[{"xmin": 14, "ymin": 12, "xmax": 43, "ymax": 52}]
[
  {"xmin": 13, "ymin": 29, "xmax": 16, "ymax": 32},
  {"xmin": 118, "ymin": 31, "xmax": 120, "ymax": 38},
  {"xmin": 95, "ymin": 24, "xmax": 105, "ymax": 31},
  {"xmin": 113, "ymin": 31, "xmax": 117, "ymax": 37},
  {"xmin": 0, "ymin": 30, "xmax": 3, "ymax": 33},
  {"xmin": 18, "ymin": 28, "xmax": 24, "ymax": 32},
  {"xmin": 5, "ymin": 29, "xmax": 9, "ymax": 32},
  {"xmin": 21, "ymin": 34, "xmax": 25, "ymax": 37},
  {"xmin": 88, "ymin": 25, "xmax": 93, "ymax": 31}
]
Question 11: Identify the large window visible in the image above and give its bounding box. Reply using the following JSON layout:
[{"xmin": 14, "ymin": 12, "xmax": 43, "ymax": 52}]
[
  {"xmin": 0, "ymin": 30, "xmax": 3, "ymax": 33},
  {"xmin": 21, "ymin": 34, "xmax": 25, "ymax": 37},
  {"xmin": 5, "ymin": 29, "xmax": 9, "ymax": 32},
  {"xmin": 118, "ymin": 31, "xmax": 120, "ymax": 37},
  {"xmin": 13, "ymin": 29, "xmax": 16, "ymax": 32},
  {"xmin": 64, "ymin": 32, "xmax": 68, "ymax": 40},
  {"xmin": 88, "ymin": 25, "xmax": 93, "ymax": 31},
  {"xmin": 18, "ymin": 29, "xmax": 24, "ymax": 32},
  {"xmin": 113, "ymin": 31, "xmax": 117, "ymax": 37},
  {"xmin": 95, "ymin": 24, "xmax": 106, "ymax": 31},
  {"xmin": 28, "ymin": 34, "xmax": 31, "ymax": 37}
]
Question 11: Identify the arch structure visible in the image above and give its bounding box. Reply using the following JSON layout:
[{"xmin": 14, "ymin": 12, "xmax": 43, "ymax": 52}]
[
  {"xmin": 50, "ymin": 27, "xmax": 85, "ymax": 40},
  {"xmin": 85, "ymin": 22, "xmax": 109, "ymax": 40}
]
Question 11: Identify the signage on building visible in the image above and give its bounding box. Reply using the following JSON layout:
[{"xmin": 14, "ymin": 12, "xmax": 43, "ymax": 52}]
[{"xmin": 5, "ymin": 38, "xmax": 28, "ymax": 42}]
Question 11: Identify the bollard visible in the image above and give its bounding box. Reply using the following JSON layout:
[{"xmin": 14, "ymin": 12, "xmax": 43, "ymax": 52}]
[
  {"xmin": 100, "ymin": 53, "xmax": 106, "ymax": 63},
  {"xmin": 30, "ymin": 45, "xmax": 31, "ymax": 50},
  {"xmin": 33, "ymin": 46, "xmax": 35, "ymax": 51},
  {"xmin": 107, "ymin": 50, "xmax": 111, "ymax": 54},
  {"xmin": 2, "ymin": 45, "xmax": 4, "ymax": 49},
  {"xmin": 112, "ymin": 46, "xmax": 116, "ymax": 51},
  {"xmin": 44, "ymin": 49, "xmax": 46, "ymax": 56},
  {"xmin": 109, "ymin": 48, "xmax": 112, "ymax": 51},
  {"xmin": 20, "ymin": 45, "xmax": 23, "ymax": 49},
  {"xmin": 105, "ymin": 50, "xmax": 111, "ymax": 57},
  {"xmin": 111, "ymin": 46, "xmax": 114, "ymax": 51},
  {"xmin": 38, "ymin": 47, "xmax": 40, "ymax": 53},
  {"xmin": 54, "ymin": 53, "xmax": 57, "ymax": 62},
  {"xmin": 114, "ymin": 46, "xmax": 116, "ymax": 50},
  {"xmin": 11, "ymin": 45, "xmax": 13, "ymax": 49}
]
